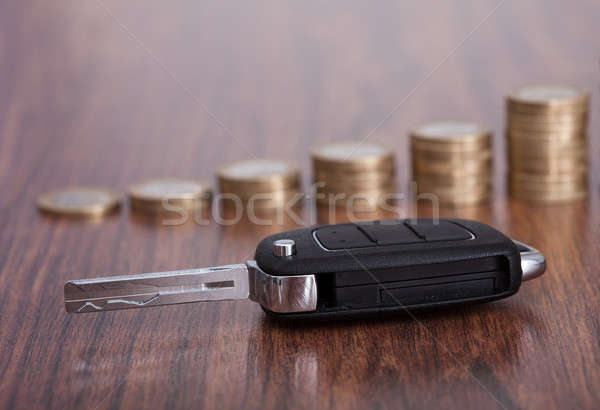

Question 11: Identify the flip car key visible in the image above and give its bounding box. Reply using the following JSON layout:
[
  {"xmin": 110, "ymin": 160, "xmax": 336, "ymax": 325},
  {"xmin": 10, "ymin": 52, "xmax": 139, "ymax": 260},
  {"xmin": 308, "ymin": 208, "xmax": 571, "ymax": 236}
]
[{"xmin": 64, "ymin": 219, "xmax": 546, "ymax": 316}]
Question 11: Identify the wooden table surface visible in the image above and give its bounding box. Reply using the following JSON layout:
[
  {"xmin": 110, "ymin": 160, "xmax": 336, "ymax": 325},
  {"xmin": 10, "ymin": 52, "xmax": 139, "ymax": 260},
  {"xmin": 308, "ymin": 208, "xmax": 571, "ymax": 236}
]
[{"xmin": 1, "ymin": 1, "xmax": 599, "ymax": 409}]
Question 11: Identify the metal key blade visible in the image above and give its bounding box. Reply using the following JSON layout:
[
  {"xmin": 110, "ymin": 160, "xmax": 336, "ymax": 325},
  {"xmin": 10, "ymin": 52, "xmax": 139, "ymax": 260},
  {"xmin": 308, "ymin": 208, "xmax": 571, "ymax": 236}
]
[{"xmin": 64, "ymin": 264, "xmax": 250, "ymax": 313}]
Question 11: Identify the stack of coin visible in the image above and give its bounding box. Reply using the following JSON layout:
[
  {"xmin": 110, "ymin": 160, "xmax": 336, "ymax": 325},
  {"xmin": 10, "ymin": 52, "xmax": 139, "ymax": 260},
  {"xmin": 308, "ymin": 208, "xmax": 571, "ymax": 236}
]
[
  {"xmin": 311, "ymin": 141, "xmax": 396, "ymax": 209},
  {"xmin": 411, "ymin": 121, "xmax": 492, "ymax": 206},
  {"xmin": 217, "ymin": 159, "xmax": 302, "ymax": 211},
  {"xmin": 128, "ymin": 178, "xmax": 212, "ymax": 217},
  {"xmin": 507, "ymin": 85, "xmax": 589, "ymax": 202}
]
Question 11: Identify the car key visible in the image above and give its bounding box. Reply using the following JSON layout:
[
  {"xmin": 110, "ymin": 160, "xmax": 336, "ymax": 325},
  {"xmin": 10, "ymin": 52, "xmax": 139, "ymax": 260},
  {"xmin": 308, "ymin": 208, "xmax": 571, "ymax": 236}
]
[{"xmin": 64, "ymin": 218, "xmax": 546, "ymax": 316}]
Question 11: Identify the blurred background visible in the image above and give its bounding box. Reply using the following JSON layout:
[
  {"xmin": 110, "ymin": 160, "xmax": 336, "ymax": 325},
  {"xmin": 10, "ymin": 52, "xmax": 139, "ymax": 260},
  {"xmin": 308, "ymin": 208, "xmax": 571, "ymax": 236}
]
[{"xmin": 1, "ymin": 0, "xmax": 598, "ymax": 198}]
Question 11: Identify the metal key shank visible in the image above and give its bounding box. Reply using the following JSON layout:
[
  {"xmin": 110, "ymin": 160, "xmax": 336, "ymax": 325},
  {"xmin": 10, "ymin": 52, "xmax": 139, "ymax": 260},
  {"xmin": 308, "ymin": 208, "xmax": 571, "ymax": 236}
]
[{"xmin": 64, "ymin": 262, "xmax": 317, "ymax": 314}]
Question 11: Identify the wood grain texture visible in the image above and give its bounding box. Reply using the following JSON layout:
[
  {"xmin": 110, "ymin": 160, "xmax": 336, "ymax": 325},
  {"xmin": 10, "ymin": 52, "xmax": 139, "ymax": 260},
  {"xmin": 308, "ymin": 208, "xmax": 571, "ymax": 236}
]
[{"xmin": 1, "ymin": 0, "xmax": 599, "ymax": 409}]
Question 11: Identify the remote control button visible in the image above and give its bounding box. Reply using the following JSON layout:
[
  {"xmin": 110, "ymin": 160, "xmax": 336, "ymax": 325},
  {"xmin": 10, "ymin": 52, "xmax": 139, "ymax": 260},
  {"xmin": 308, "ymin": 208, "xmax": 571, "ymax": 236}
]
[
  {"xmin": 408, "ymin": 220, "xmax": 472, "ymax": 241},
  {"xmin": 356, "ymin": 221, "xmax": 423, "ymax": 245},
  {"xmin": 314, "ymin": 224, "xmax": 375, "ymax": 250}
]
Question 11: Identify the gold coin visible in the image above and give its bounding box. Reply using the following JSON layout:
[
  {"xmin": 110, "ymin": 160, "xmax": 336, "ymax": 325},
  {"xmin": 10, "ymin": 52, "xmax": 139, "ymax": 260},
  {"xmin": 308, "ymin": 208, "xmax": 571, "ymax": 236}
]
[
  {"xmin": 508, "ymin": 111, "xmax": 587, "ymax": 125},
  {"xmin": 510, "ymin": 171, "xmax": 587, "ymax": 183},
  {"xmin": 509, "ymin": 181, "xmax": 587, "ymax": 194},
  {"xmin": 413, "ymin": 155, "xmax": 492, "ymax": 175},
  {"xmin": 507, "ymin": 84, "xmax": 590, "ymax": 113},
  {"xmin": 510, "ymin": 187, "xmax": 587, "ymax": 203},
  {"xmin": 508, "ymin": 129, "xmax": 587, "ymax": 143},
  {"xmin": 412, "ymin": 147, "xmax": 492, "ymax": 162},
  {"xmin": 416, "ymin": 180, "xmax": 491, "ymax": 195},
  {"xmin": 415, "ymin": 172, "xmax": 491, "ymax": 188},
  {"xmin": 416, "ymin": 186, "xmax": 491, "ymax": 206},
  {"xmin": 128, "ymin": 178, "xmax": 212, "ymax": 216},
  {"xmin": 37, "ymin": 187, "xmax": 121, "ymax": 218},
  {"xmin": 220, "ymin": 188, "xmax": 304, "ymax": 210},
  {"xmin": 509, "ymin": 152, "xmax": 588, "ymax": 174},
  {"xmin": 412, "ymin": 161, "xmax": 491, "ymax": 179},
  {"xmin": 315, "ymin": 166, "xmax": 395, "ymax": 186},
  {"xmin": 313, "ymin": 157, "xmax": 395, "ymax": 173},
  {"xmin": 219, "ymin": 178, "xmax": 301, "ymax": 196},
  {"xmin": 509, "ymin": 160, "xmax": 587, "ymax": 175},
  {"xmin": 129, "ymin": 199, "xmax": 210, "ymax": 218},
  {"xmin": 316, "ymin": 188, "xmax": 396, "ymax": 198},
  {"xmin": 507, "ymin": 101, "xmax": 588, "ymax": 116},
  {"xmin": 316, "ymin": 191, "xmax": 397, "ymax": 210},
  {"xmin": 315, "ymin": 176, "xmax": 396, "ymax": 191},
  {"xmin": 508, "ymin": 147, "xmax": 587, "ymax": 163},
  {"xmin": 507, "ymin": 118, "xmax": 586, "ymax": 133},
  {"xmin": 507, "ymin": 131, "xmax": 586, "ymax": 147},
  {"xmin": 218, "ymin": 159, "xmax": 300, "ymax": 189},
  {"xmin": 129, "ymin": 178, "xmax": 211, "ymax": 203},
  {"xmin": 311, "ymin": 141, "xmax": 395, "ymax": 172},
  {"xmin": 509, "ymin": 176, "xmax": 587, "ymax": 192},
  {"xmin": 410, "ymin": 121, "xmax": 491, "ymax": 145},
  {"xmin": 314, "ymin": 161, "xmax": 395, "ymax": 178},
  {"xmin": 411, "ymin": 138, "xmax": 490, "ymax": 153},
  {"xmin": 508, "ymin": 138, "xmax": 587, "ymax": 158},
  {"xmin": 435, "ymin": 194, "xmax": 490, "ymax": 206},
  {"xmin": 226, "ymin": 187, "xmax": 303, "ymax": 202},
  {"xmin": 316, "ymin": 183, "xmax": 397, "ymax": 193}
]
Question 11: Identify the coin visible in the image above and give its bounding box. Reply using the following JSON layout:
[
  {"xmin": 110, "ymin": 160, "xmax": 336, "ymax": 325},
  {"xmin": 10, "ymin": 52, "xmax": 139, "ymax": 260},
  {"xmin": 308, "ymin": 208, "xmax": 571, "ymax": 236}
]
[
  {"xmin": 218, "ymin": 159, "xmax": 300, "ymax": 190},
  {"xmin": 411, "ymin": 138, "xmax": 491, "ymax": 153},
  {"xmin": 129, "ymin": 178, "xmax": 211, "ymax": 204},
  {"xmin": 416, "ymin": 179, "xmax": 491, "ymax": 194},
  {"xmin": 316, "ymin": 176, "xmax": 396, "ymax": 191},
  {"xmin": 37, "ymin": 187, "xmax": 121, "ymax": 218},
  {"xmin": 507, "ymin": 84, "xmax": 589, "ymax": 113},
  {"xmin": 226, "ymin": 187, "xmax": 303, "ymax": 203},
  {"xmin": 510, "ymin": 188, "xmax": 587, "ymax": 203},
  {"xmin": 506, "ymin": 133, "xmax": 588, "ymax": 153},
  {"xmin": 128, "ymin": 178, "xmax": 212, "ymax": 216},
  {"xmin": 510, "ymin": 175, "xmax": 587, "ymax": 191},
  {"xmin": 316, "ymin": 182, "xmax": 397, "ymax": 196},
  {"xmin": 311, "ymin": 141, "xmax": 394, "ymax": 171},
  {"xmin": 314, "ymin": 167, "xmax": 395, "ymax": 183},
  {"xmin": 412, "ymin": 155, "xmax": 492, "ymax": 175},
  {"xmin": 410, "ymin": 121, "xmax": 491, "ymax": 144},
  {"xmin": 129, "ymin": 178, "xmax": 212, "ymax": 202},
  {"xmin": 218, "ymin": 179, "xmax": 301, "ymax": 197},
  {"xmin": 509, "ymin": 152, "xmax": 588, "ymax": 174},
  {"xmin": 416, "ymin": 186, "xmax": 491, "ymax": 206},
  {"xmin": 415, "ymin": 173, "xmax": 491, "ymax": 188},
  {"xmin": 509, "ymin": 180, "xmax": 587, "ymax": 193},
  {"xmin": 220, "ymin": 189, "xmax": 305, "ymax": 211},
  {"xmin": 510, "ymin": 171, "xmax": 587, "ymax": 183},
  {"xmin": 412, "ymin": 147, "xmax": 492, "ymax": 163},
  {"xmin": 508, "ymin": 129, "xmax": 587, "ymax": 142},
  {"xmin": 508, "ymin": 111, "xmax": 587, "ymax": 124},
  {"xmin": 316, "ymin": 191, "xmax": 397, "ymax": 210},
  {"xmin": 507, "ymin": 118, "xmax": 587, "ymax": 133},
  {"xmin": 509, "ymin": 139, "xmax": 587, "ymax": 158},
  {"xmin": 314, "ymin": 184, "xmax": 397, "ymax": 208}
]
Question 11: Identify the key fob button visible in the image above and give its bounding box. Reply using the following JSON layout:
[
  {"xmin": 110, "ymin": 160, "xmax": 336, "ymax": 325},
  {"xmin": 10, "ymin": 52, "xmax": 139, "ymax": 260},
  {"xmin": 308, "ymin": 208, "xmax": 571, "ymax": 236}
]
[
  {"xmin": 408, "ymin": 220, "xmax": 473, "ymax": 241},
  {"xmin": 356, "ymin": 221, "xmax": 423, "ymax": 245},
  {"xmin": 314, "ymin": 224, "xmax": 375, "ymax": 250}
]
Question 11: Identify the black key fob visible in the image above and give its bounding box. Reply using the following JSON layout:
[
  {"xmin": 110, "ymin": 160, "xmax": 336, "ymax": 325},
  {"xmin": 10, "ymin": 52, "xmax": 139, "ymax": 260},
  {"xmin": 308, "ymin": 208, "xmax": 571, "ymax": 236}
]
[{"xmin": 252, "ymin": 218, "xmax": 546, "ymax": 317}]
